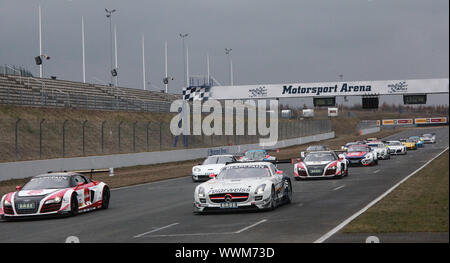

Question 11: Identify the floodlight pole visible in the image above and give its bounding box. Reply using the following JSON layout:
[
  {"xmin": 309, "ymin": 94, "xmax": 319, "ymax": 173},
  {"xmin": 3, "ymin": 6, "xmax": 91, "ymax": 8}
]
[
  {"xmin": 165, "ymin": 41, "xmax": 168, "ymax": 93},
  {"xmin": 81, "ymin": 16, "xmax": 86, "ymax": 83},
  {"xmin": 225, "ymin": 48, "xmax": 233, "ymax": 86},
  {"xmin": 39, "ymin": 4, "xmax": 42, "ymax": 78},
  {"xmin": 179, "ymin": 33, "xmax": 188, "ymax": 87},
  {"xmin": 142, "ymin": 34, "xmax": 146, "ymax": 90},
  {"xmin": 105, "ymin": 8, "xmax": 116, "ymax": 86},
  {"xmin": 114, "ymin": 25, "xmax": 118, "ymax": 87},
  {"xmin": 206, "ymin": 52, "xmax": 210, "ymax": 85}
]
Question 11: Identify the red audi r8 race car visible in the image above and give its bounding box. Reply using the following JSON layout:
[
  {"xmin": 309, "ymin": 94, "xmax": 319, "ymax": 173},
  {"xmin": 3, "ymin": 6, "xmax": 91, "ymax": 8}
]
[
  {"xmin": 0, "ymin": 172, "xmax": 110, "ymax": 220},
  {"xmin": 344, "ymin": 144, "xmax": 378, "ymax": 166}
]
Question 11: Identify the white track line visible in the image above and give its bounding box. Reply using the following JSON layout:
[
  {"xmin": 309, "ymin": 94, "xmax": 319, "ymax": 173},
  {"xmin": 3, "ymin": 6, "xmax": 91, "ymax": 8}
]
[
  {"xmin": 373, "ymin": 169, "xmax": 381, "ymax": 174},
  {"xmin": 234, "ymin": 219, "xmax": 267, "ymax": 234},
  {"xmin": 333, "ymin": 185, "xmax": 345, "ymax": 191},
  {"xmin": 314, "ymin": 146, "xmax": 449, "ymax": 243},
  {"xmin": 134, "ymin": 222, "xmax": 179, "ymax": 238}
]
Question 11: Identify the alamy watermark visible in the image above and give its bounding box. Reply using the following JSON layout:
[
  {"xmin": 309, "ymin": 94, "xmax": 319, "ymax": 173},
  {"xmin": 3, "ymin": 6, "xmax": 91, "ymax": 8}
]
[{"xmin": 169, "ymin": 99, "xmax": 279, "ymax": 147}]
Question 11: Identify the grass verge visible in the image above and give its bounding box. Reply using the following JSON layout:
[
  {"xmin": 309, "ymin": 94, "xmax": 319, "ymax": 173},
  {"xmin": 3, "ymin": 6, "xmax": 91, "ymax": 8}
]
[{"xmin": 343, "ymin": 150, "xmax": 449, "ymax": 233}]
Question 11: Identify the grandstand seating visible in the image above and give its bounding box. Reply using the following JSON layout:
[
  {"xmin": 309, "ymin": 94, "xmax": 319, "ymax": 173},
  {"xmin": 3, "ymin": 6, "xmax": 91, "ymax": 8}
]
[{"xmin": 0, "ymin": 75, "xmax": 181, "ymax": 112}]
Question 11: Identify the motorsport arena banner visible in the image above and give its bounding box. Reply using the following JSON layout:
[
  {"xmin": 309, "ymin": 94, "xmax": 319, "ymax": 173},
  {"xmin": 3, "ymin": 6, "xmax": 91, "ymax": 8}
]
[
  {"xmin": 208, "ymin": 78, "xmax": 449, "ymax": 100},
  {"xmin": 382, "ymin": 119, "xmax": 413, "ymax": 125},
  {"xmin": 414, "ymin": 117, "xmax": 448, "ymax": 124}
]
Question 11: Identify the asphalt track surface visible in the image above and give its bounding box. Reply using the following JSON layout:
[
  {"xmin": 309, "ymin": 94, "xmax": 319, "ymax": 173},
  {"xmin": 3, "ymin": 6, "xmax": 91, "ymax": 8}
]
[{"xmin": 0, "ymin": 127, "xmax": 448, "ymax": 243}]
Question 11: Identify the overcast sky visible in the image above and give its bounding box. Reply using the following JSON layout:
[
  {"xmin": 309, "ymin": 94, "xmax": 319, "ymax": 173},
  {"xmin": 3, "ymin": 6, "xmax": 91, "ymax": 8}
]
[{"xmin": 0, "ymin": 0, "xmax": 448, "ymax": 106}]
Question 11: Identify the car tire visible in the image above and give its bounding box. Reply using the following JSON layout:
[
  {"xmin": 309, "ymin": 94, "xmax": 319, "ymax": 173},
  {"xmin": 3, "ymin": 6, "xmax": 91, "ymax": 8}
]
[
  {"xmin": 192, "ymin": 177, "xmax": 198, "ymax": 183},
  {"xmin": 70, "ymin": 194, "xmax": 79, "ymax": 217},
  {"xmin": 268, "ymin": 186, "xmax": 276, "ymax": 211},
  {"xmin": 101, "ymin": 186, "xmax": 110, "ymax": 209}
]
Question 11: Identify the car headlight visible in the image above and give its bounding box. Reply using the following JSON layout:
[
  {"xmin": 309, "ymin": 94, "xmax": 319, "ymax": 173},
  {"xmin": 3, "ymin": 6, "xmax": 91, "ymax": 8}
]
[
  {"xmin": 255, "ymin": 184, "xmax": 266, "ymax": 195},
  {"xmin": 193, "ymin": 167, "xmax": 201, "ymax": 172},
  {"xmin": 3, "ymin": 199, "xmax": 11, "ymax": 206},
  {"xmin": 45, "ymin": 196, "xmax": 62, "ymax": 205},
  {"xmin": 198, "ymin": 187, "xmax": 205, "ymax": 198}
]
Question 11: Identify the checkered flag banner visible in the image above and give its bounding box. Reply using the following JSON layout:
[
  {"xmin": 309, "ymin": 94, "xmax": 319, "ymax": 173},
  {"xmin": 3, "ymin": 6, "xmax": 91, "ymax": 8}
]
[{"xmin": 182, "ymin": 86, "xmax": 210, "ymax": 101}]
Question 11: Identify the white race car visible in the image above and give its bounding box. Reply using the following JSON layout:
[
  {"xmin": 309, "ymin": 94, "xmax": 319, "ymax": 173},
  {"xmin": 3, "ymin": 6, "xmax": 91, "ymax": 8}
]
[
  {"xmin": 367, "ymin": 141, "xmax": 391, "ymax": 160},
  {"xmin": 191, "ymin": 155, "xmax": 237, "ymax": 182},
  {"xmin": 385, "ymin": 140, "xmax": 407, "ymax": 155},
  {"xmin": 1, "ymin": 172, "xmax": 110, "ymax": 220},
  {"xmin": 420, "ymin": 133, "xmax": 436, "ymax": 144},
  {"xmin": 193, "ymin": 162, "xmax": 292, "ymax": 213},
  {"xmin": 294, "ymin": 151, "xmax": 348, "ymax": 180}
]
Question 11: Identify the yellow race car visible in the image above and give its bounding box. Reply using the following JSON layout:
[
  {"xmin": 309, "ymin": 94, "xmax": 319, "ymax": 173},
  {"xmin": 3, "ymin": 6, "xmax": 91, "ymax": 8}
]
[{"xmin": 400, "ymin": 139, "xmax": 417, "ymax": 150}]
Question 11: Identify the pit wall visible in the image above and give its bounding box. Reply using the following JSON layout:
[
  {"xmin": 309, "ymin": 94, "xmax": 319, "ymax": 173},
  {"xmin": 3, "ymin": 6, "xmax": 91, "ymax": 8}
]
[{"xmin": 359, "ymin": 126, "xmax": 381, "ymax": 136}]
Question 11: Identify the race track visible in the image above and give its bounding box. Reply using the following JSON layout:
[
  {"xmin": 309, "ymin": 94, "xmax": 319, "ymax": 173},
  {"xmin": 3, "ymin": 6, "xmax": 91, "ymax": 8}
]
[{"xmin": 0, "ymin": 127, "xmax": 448, "ymax": 243}]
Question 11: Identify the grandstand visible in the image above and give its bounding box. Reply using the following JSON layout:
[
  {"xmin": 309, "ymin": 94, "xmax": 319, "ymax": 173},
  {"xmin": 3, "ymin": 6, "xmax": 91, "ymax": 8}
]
[{"xmin": 0, "ymin": 74, "xmax": 181, "ymax": 112}]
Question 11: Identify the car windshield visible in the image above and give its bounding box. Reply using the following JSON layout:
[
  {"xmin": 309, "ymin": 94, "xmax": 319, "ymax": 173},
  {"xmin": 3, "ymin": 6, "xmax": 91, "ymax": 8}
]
[
  {"xmin": 304, "ymin": 152, "xmax": 336, "ymax": 162},
  {"xmin": 422, "ymin": 134, "xmax": 433, "ymax": 137},
  {"xmin": 202, "ymin": 156, "xmax": 233, "ymax": 165},
  {"xmin": 218, "ymin": 166, "xmax": 271, "ymax": 179},
  {"xmin": 368, "ymin": 143, "xmax": 383, "ymax": 148},
  {"xmin": 406, "ymin": 139, "xmax": 416, "ymax": 142},
  {"xmin": 307, "ymin": 146, "xmax": 327, "ymax": 151},
  {"xmin": 409, "ymin": 136, "xmax": 419, "ymax": 140},
  {"xmin": 348, "ymin": 146, "xmax": 370, "ymax": 152},
  {"xmin": 388, "ymin": 141, "xmax": 402, "ymax": 146},
  {"xmin": 22, "ymin": 176, "xmax": 71, "ymax": 190},
  {"xmin": 244, "ymin": 151, "xmax": 266, "ymax": 159}
]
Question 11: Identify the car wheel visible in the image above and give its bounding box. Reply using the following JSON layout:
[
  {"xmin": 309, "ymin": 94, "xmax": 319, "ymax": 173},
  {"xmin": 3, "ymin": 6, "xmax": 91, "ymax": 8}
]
[
  {"xmin": 268, "ymin": 186, "xmax": 276, "ymax": 211},
  {"xmin": 101, "ymin": 186, "xmax": 110, "ymax": 209},
  {"xmin": 70, "ymin": 194, "xmax": 79, "ymax": 216},
  {"xmin": 284, "ymin": 180, "xmax": 292, "ymax": 204}
]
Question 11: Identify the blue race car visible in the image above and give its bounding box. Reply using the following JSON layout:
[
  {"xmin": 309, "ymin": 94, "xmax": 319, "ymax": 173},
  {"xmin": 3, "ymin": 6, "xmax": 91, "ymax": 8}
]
[{"xmin": 409, "ymin": 136, "xmax": 424, "ymax": 148}]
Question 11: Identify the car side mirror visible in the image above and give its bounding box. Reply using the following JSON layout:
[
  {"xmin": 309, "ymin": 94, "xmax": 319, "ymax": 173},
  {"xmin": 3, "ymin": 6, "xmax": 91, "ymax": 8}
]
[
  {"xmin": 209, "ymin": 174, "xmax": 217, "ymax": 179},
  {"xmin": 16, "ymin": 185, "xmax": 22, "ymax": 191},
  {"xmin": 276, "ymin": 170, "xmax": 283, "ymax": 174}
]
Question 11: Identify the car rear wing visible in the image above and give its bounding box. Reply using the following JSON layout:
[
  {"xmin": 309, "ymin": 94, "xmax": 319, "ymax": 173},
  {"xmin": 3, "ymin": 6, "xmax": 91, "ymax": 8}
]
[
  {"xmin": 225, "ymin": 159, "xmax": 291, "ymax": 166},
  {"xmin": 48, "ymin": 168, "xmax": 111, "ymax": 179}
]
